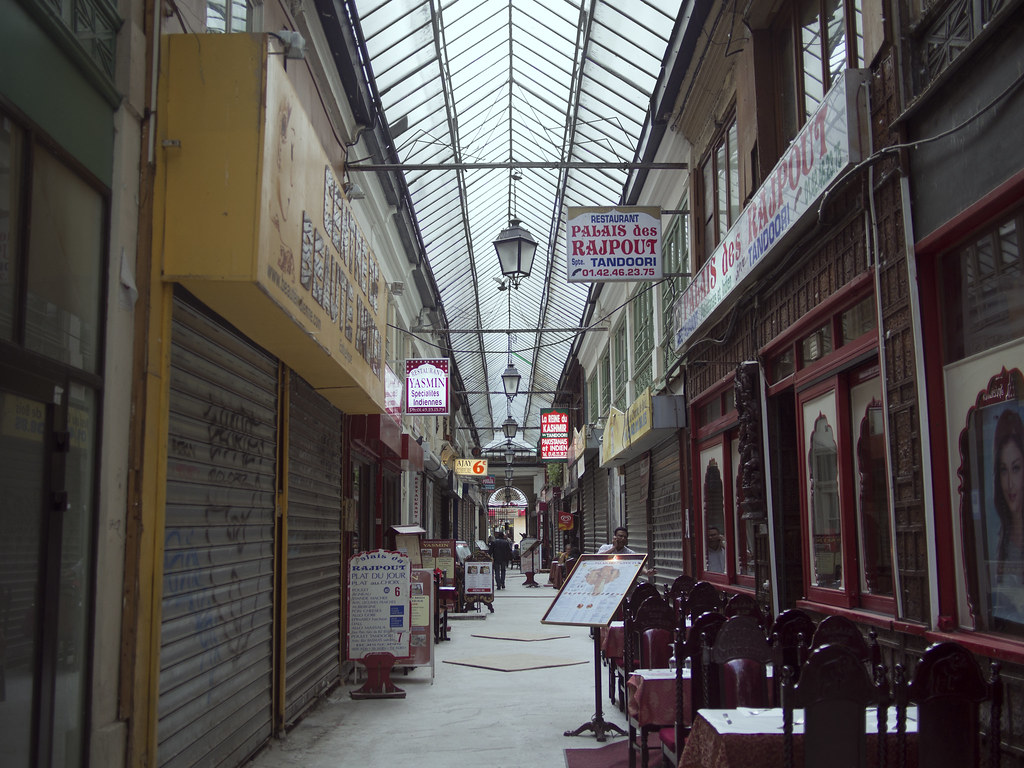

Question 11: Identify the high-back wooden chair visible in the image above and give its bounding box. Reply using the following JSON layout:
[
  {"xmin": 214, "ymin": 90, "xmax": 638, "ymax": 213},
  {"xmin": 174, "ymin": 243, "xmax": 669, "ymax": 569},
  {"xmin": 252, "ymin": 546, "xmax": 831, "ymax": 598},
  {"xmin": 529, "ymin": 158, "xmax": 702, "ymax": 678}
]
[
  {"xmin": 608, "ymin": 582, "xmax": 661, "ymax": 709},
  {"xmin": 626, "ymin": 596, "xmax": 676, "ymax": 768},
  {"xmin": 682, "ymin": 580, "xmax": 722, "ymax": 622},
  {"xmin": 782, "ymin": 643, "xmax": 881, "ymax": 768},
  {"xmin": 724, "ymin": 592, "xmax": 768, "ymax": 628},
  {"xmin": 710, "ymin": 614, "xmax": 773, "ymax": 708},
  {"xmin": 770, "ymin": 608, "xmax": 816, "ymax": 696},
  {"xmin": 657, "ymin": 610, "xmax": 726, "ymax": 768},
  {"xmin": 895, "ymin": 642, "xmax": 1003, "ymax": 768},
  {"xmin": 665, "ymin": 574, "xmax": 696, "ymax": 612}
]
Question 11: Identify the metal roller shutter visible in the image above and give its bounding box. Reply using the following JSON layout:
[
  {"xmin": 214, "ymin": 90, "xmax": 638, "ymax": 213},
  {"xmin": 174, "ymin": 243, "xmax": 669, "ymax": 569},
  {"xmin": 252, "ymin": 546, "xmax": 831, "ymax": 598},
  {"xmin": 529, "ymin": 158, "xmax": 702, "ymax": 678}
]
[
  {"xmin": 583, "ymin": 468, "xmax": 609, "ymax": 554},
  {"xmin": 649, "ymin": 435, "xmax": 684, "ymax": 584},
  {"xmin": 284, "ymin": 372, "xmax": 342, "ymax": 725},
  {"xmin": 624, "ymin": 455, "xmax": 650, "ymax": 557},
  {"xmin": 159, "ymin": 299, "xmax": 277, "ymax": 768}
]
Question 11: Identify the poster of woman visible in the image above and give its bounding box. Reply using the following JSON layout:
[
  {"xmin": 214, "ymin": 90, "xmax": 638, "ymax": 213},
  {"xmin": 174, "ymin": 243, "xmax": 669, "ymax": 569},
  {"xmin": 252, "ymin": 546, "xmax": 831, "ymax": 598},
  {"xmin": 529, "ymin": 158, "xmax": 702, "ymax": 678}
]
[
  {"xmin": 959, "ymin": 367, "xmax": 1024, "ymax": 631},
  {"xmin": 990, "ymin": 405, "xmax": 1024, "ymax": 624}
]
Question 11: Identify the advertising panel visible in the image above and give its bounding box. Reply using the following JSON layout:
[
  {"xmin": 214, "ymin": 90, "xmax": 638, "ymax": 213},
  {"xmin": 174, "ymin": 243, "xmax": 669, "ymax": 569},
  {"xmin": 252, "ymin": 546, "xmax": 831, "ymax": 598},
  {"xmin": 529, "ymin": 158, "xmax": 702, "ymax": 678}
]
[
  {"xmin": 347, "ymin": 550, "xmax": 411, "ymax": 660},
  {"xmin": 566, "ymin": 206, "xmax": 662, "ymax": 282},
  {"xmin": 405, "ymin": 358, "xmax": 449, "ymax": 415}
]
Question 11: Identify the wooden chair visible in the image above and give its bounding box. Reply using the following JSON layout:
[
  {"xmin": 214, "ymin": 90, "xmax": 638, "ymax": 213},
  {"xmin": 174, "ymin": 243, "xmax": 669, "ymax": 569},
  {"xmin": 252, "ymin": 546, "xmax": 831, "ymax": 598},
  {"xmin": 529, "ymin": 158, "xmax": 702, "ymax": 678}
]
[
  {"xmin": 664, "ymin": 574, "xmax": 696, "ymax": 605},
  {"xmin": 770, "ymin": 609, "xmax": 816, "ymax": 696},
  {"xmin": 894, "ymin": 642, "xmax": 1003, "ymax": 768},
  {"xmin": 626, "ymin": 595, "xmax": 676, "ymax": 768},
  {"xmin": 657, "ymin": 610, "xmax": 726, "ymax": 768},
  {"xmin": 724, "ymin": 592, "xmax": 768, "ymax": 628},
  {"xmin": 710, "ymin": 614, "xmax": 773, "ymax": 707},
  {"xmin": 608, "ymin": 582, "xmax": 661, "ymax": 709},
  {"xmin": 782, "ymin": 643, "xmax": 881, "ymax": 768},
  {"xmin": 681, "ymin": 580, "xmax": 722, "ymax": 622},
  {"xmin": 809, "ymin": 615, "xmax": 878, "ymax": 667}
]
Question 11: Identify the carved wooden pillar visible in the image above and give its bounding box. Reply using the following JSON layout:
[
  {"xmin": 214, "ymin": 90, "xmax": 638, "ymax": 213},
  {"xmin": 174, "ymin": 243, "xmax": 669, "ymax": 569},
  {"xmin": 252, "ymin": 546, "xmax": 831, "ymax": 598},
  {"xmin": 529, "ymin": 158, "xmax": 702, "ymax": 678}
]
[{"xmin": 735, "ymin": 361, "xmax": 770, "ymax": 610}]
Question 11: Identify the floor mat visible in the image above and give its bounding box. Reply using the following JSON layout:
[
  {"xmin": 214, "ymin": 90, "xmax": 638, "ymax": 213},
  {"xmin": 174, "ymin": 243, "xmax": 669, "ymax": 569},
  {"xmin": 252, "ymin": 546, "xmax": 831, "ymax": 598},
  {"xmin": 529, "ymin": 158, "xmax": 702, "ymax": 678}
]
[
  {"xmin": 564, "ymin": 738, "xmax": 631, "ymax": 768},
  {"xmin": 442, "ymin": 653, "xmax": 587, "ymax": 672},
  {"xmin": 470, "ymin": 631, "xmax": 571, "ymax": 642}
]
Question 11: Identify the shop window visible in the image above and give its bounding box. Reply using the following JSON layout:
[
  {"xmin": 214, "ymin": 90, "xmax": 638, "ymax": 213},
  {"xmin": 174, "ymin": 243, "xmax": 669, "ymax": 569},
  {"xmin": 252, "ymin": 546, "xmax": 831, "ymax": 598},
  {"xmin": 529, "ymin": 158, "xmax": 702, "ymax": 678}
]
[
  {"xmin": 771, "ymin": 348, "xmax": 796, "ymax": 384},
  {"xmin": 700, "ymin": 447, "xmax": 727, "ymax": 574},
  {"xmin": 696, "ymin": 384, "xmax": 752, "ymax": 585},
  {"xmin": 801, "ymin": 323, "xmax": 833, "ymax": 366},
  {"xmin": 938, "ymin": 204, "xmax": 1024, "ymax": 638},
  {"xmin": 940, "ymin": 207, "xmax": 1024, "ymax": 363},
  {"xmin": 797, "ymin": 366, "xmax": 894, "ymax": 610},
  {"xmin": 841, "ymin": 295, "xmax": 877, "ymax": 344}
]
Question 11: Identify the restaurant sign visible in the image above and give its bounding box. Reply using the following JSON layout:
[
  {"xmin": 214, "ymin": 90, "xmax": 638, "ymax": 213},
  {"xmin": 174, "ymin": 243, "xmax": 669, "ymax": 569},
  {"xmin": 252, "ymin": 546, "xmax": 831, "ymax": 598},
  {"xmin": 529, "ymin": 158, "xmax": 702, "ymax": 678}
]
[
  {"xmin": 405, "ymin": 358, "xmax": 449, "ymax": 415},
  {"xmin": 566, "ymin": 206, "xmax": 662, "ymax": 282},
  {"xmin": 540, "ymin": 408, "xmax": 569, "ymax": 462},
  {"xmin": 672, "ymin": 69, "xmax": 867, "ymax": 351}
]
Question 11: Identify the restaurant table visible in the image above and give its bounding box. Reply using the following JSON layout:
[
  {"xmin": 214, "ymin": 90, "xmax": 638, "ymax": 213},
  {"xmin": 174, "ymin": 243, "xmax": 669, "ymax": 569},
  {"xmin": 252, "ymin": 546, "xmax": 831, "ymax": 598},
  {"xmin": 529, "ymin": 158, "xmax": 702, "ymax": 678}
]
[
  {"xmin": 679, "ymin": 707, "xmax": 918, "ymax": 768},
  {"xmin": 601, "ymin": 620, "xmax": 625, "ymax": 659},
  {"xmin": 627, "ymin": 667, "xmax": 691, "ymax": 729}
]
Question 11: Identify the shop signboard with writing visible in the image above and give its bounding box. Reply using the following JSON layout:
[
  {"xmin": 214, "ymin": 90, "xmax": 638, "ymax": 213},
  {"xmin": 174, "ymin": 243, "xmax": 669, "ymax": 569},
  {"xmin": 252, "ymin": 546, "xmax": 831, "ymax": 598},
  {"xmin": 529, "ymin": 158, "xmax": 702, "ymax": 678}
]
[
  {"xmin": 405, "ymin": 358, "xmax": 449, "ymax": 414},
  {"xmin": 672, "ymin": 69, "xmax": 867, "ymax": 351},
  {"xmin": 419, "ymin": 538, "xmax": 457, "ymax": 587},
  {"xmin": 394, "ymin": 569, "xmax": 434, "ymax": 674},
  {"xmin": 346, "ymin": 550, "xmax": 411, "ymax": 660},
  {"xmin": 566, "ymin": 206, "xmax": 663, "ymax": 282}
]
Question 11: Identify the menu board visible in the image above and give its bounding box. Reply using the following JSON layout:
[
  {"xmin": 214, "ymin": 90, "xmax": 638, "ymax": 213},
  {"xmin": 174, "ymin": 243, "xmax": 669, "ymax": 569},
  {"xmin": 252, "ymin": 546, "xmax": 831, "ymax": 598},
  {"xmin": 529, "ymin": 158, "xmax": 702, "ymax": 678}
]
[
  {"xmin": 395, "ymin": 569, "xmax": 434, "ymax": 672},
  {"xmin": 347, "ymin": 550, "xmax": 411, "ymax": 660},
  {"xmin": 464, "ymin": 561, "xmax": 494, "ymax": 595},
  {"xmin": 419, "ymin": 538, "xmax": 457, "ymax": 587},
  {"xmin": 519, "ymin": 537, "xmax": 541, "ymax": 573},
  {"xmin": 541, "ymin": 553, "xmax": 646, "ymax": 627}
]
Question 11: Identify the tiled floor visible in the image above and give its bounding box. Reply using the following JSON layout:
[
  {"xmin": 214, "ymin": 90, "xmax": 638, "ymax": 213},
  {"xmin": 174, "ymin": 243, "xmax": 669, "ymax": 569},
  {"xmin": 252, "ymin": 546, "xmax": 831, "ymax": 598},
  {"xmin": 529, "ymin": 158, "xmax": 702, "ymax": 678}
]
[{"xmin": 244, "ymin": 572, "xmax": 629, "ymax": 767}]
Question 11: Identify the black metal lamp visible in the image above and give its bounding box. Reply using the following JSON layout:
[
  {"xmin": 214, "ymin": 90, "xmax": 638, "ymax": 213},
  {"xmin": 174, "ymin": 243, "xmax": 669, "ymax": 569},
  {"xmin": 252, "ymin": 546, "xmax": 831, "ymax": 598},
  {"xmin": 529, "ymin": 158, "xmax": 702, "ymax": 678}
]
[
  {"xmin": 502, "ymin": 416, "xmax": 518, "ymax": 439},
  {"xmin": 501, "ymin": 362, "xmax": 521, "ymax": 399},
  {"xmin": 493, "ymin": 219, "xmax": 537, "ymax": 290}
]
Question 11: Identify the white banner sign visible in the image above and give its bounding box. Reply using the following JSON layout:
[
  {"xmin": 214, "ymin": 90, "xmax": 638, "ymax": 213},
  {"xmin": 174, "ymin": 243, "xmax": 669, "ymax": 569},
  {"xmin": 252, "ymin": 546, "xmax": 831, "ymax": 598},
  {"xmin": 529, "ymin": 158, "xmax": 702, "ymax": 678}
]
[
  {"xmin": 405, "ymin": 358, "xmax": 449, "ymax": 415},
  {"xmin": 673, "ymin": 70, "xmax": 866, "ymax": 351},
  {"xmin": 566, "ymin": 206, "xmax": 662, "ymax": 282},
  {"xmin": 455, "ymin": 458, "xmax": 488, "ymax": 476}
]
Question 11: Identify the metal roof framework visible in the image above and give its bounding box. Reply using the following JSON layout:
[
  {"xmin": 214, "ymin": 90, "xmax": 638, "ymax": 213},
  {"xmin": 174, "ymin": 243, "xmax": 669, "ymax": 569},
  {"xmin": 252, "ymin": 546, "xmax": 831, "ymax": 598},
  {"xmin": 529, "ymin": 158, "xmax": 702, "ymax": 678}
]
[{"xmin": 347, "ymin": 0, "xmax": 682, "ymax": 450}]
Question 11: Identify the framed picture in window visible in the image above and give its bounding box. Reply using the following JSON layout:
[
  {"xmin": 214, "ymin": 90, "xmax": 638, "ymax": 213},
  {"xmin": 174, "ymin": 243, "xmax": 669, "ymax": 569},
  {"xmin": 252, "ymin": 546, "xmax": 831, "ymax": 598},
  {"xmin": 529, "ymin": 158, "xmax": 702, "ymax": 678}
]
[{"xmin": 946, "ymin": 356, "xmax": 1024, "ymax": 634}]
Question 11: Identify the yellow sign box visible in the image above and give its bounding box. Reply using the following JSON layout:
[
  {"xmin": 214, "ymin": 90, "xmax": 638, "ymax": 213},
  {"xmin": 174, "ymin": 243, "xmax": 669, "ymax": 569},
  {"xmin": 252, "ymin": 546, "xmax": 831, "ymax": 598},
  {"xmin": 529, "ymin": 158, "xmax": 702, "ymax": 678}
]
[{"xmin": 157, "ymin": 34, "xmax": 387, "ymax": 413}]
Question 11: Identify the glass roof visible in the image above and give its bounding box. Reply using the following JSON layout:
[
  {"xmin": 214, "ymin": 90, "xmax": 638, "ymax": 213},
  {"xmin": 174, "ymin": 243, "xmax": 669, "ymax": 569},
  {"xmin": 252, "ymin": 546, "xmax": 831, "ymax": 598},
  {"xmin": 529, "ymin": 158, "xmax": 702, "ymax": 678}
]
[{"xmin": 349, "ymin": 0, "xmax": 682, "ymax": 448}]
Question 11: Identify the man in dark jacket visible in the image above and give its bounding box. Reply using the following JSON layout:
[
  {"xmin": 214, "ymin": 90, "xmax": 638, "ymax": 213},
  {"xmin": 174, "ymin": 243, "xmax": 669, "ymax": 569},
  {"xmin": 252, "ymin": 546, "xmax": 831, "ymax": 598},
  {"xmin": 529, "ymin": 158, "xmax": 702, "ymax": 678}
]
[{"xmin": 489, "ymin": 531, "xmax": 513, "ymax": 590}]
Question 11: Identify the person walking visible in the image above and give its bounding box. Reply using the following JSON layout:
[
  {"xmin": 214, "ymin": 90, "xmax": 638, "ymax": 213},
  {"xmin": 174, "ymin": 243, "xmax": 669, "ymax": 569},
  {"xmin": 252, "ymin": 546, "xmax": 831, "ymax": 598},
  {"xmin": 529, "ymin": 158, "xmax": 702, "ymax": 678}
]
[{"xmin": 489, "ymin": 531, "xmax": 513, "ymax": 589}]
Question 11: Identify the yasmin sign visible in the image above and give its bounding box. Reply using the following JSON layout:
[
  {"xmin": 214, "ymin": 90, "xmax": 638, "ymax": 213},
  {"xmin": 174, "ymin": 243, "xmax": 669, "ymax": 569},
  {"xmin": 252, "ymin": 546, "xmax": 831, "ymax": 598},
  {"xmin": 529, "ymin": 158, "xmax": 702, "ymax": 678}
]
[
  {"xmin": 405, "ymin": 358, "xmax": 449, "ymax": 415},
  {"xmin": 566, "ymin": 206, "xmax": 662, "ymax": 282},
  {"xmin": 673, "ymin": 70, "xmax": 866, "ymax": 351}
]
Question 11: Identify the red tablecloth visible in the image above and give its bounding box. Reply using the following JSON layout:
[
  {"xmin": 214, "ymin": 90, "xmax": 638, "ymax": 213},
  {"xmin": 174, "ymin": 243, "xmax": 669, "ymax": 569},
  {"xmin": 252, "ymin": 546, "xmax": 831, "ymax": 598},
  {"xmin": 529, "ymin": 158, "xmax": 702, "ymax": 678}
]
[
  {"xmin": 601, "ymin": 620, "xmax": 625, "ymax": 659},
  {"xmin": 627, "ymin": 668, "xmax": 691, "ymax": 728},
  {"xmin": 679, "ymin": 708, "xmax": 917, "ymax": 768}
]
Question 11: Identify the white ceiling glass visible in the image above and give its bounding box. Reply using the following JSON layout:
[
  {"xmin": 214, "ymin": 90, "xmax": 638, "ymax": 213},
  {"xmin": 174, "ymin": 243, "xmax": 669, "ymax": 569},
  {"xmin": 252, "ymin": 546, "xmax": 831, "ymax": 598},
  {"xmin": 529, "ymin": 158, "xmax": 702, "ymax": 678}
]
[{"xmin": 349, "ymin": 0, "xmax": 682, "ymax": 449}]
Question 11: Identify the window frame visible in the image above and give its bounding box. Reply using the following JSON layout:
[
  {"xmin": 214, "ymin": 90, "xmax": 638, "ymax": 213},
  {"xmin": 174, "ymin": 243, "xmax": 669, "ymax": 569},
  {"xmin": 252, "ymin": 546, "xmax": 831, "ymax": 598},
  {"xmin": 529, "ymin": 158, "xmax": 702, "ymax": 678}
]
[
  {"xmin": 632, "ymin": 288, "xmax": 653, "ymax": 394},
  {"xmin": 772, "ymin": 0, "xmax": 864, "ymax": 147},
  {"xmin": 613, "ymin": 322, "xmax": 628, "ymax": 410},
  {"xmin": 692, "ymin": 382, "xmax": 754, "ymax": 588},
  {"xmin": 698, "ymin": 112, "xmax": 740, "ymax": 260}
]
